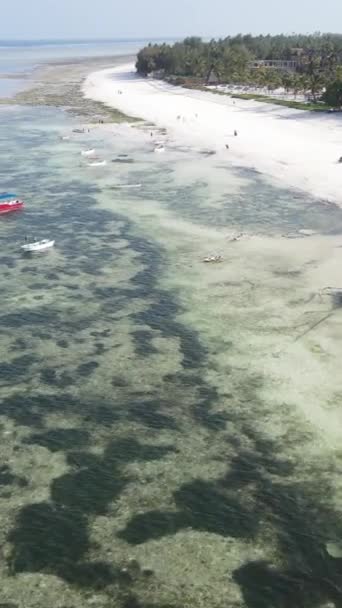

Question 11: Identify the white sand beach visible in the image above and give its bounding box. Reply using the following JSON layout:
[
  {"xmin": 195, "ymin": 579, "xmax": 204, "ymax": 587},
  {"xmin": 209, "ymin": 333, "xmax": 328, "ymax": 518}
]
[{"xmin": 84, "ymin": 63, "xmax": 342, "ymax": 205}]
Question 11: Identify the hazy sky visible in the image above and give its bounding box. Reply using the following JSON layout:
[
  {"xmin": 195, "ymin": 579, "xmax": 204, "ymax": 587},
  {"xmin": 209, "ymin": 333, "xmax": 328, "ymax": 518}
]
[{"xmin": 1, "ymin": 0, "xmax": 342, "ymax": 40}]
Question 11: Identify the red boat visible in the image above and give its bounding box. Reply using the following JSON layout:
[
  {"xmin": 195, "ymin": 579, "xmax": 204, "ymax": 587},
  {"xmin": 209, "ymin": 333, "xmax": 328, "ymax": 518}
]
[{"xmin": 0, "ymin": 193, "xmax": 24, "ymax": 214}]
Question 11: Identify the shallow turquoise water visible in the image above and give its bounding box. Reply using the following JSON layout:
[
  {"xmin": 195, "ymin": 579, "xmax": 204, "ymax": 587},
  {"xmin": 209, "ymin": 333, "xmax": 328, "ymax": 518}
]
[
  {"xmin": 0, "ymin": 38, "xmax": 170, "ymax": 98},
  {"xmin": 0, "ymin": 106, "xmax": 342, "ymax": 608}
]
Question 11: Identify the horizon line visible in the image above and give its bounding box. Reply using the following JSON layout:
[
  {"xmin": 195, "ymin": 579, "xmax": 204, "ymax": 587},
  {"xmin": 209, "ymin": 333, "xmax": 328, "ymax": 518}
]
[
  {"xmin": 0, "ymin": 32, "xmax": 341, "ymax": 43},
  {"xmin": 0, "ymin": 36, "xmax": 179, "ymax": 42}
]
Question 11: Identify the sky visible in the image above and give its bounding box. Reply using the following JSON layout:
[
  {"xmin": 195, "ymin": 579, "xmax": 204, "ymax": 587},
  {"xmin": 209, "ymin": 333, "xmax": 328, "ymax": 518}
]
[{"xmin": 1, "ymin": 0, "xmax": 342, "ymax": 40}]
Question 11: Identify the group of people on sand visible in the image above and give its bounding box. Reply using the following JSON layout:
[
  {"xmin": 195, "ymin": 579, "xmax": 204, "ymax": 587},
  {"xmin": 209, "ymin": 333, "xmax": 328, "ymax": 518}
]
[
  {"xmin": 176, "ymin": 113, "xmax": 199, "ymax": 121},
  {"xmin": 174, "ymin": 114, "xmax": 239, "ymax": 151},
  {"xmin": 225, "ymin": 130, "xmax": 238, "ymax": 150}
]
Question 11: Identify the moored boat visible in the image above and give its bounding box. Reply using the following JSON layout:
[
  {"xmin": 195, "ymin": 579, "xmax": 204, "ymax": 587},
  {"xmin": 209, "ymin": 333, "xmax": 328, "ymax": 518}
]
[
  {"xmin": 87, "ymin": 160, "xmax": 107, "ymax": 167},
  {"xmin": 111, "ymin": 183, "xmax": 142, "ymax": 189},
  {"xmin": 81, "ymin": 149, "xmax": 95, "ymax": 156},
  {"xmin": 202, "ymin": 255, "xmax": 223, "ymax": 263},
  {"xmin": 21, "ymin": 239, "xmax": 55, "ymax": 253},
  {"xmin": 0, "ymin": 193, "xmax": 24, "ymax": 214}
]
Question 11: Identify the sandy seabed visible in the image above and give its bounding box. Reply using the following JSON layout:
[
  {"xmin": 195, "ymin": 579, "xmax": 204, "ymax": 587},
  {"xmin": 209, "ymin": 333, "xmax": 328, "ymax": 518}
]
[{"xmin": 0, "ymin": 60, "xmax": 342, "ymax": 608}]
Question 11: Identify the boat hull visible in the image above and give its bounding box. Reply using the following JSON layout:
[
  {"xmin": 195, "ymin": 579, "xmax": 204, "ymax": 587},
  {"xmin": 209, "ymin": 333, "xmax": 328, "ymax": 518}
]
[
  {"xmin": 21, "ymin": 239, "xmax": 55, "ymax": 253},
  {"xmin": 0, "ymin": 201, "xmax": 24, "ymax": 214}
]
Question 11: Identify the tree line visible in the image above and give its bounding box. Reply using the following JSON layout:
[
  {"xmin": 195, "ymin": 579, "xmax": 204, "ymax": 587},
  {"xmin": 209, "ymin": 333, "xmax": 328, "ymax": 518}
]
[{"xmin": 136, "ymin": 34, "xmax": 342, "ymax": 107}]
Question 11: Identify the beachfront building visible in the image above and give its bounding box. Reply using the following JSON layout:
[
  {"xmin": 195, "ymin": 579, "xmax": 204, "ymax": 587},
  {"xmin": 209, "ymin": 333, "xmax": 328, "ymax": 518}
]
[{"xmin": 249, "ymin": 59, "xmax": 298, "ymax": 72}]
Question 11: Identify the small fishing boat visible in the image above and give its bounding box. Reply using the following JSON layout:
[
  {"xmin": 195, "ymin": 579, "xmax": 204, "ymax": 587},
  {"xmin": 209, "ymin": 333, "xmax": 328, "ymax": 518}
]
[
  {"xmin": 200, "ymin": 149, "xmax": 216, "ymax": 157},
  {"xmin": 298, "ymin": 229, "xmax": 317, "ymax": 236},
  {"xmin": 21, "ymin": 239, "xmax": 55, "ymax": 253},
  {"xmin": 202, "ymin": 255, "xmax": 223, "ymax": 263},
  {"xmin": 61, "ymin": 136, "xmax": 70, "ymax": 141},
  {"xmin": 228, "ymin": 232, "xmax": 244, "ymax": 242},
  {"xmin": 154, "ymin": 145, "xmax": 165, "ymax": 153},
  {"xmin": 111, "ymin": 157, "xmax": 134, "ymax": 163},
  {"xmin": 0, "ymin": 193, "xmax": 24, "ymax": 214},
  {"xmin": 81, "ymin": 149, "xmax": 95, "ymax": 156},
  {"xmin": 87, "ymin": 160, "xmax": 107, "ymax": 167},
  {"xmin": 111, "ymin": 183, "xmax": 142, "ymax": 189},
  {"xmin": 73, "ymin": 128, "xmax": 85, "ymax": 134}
]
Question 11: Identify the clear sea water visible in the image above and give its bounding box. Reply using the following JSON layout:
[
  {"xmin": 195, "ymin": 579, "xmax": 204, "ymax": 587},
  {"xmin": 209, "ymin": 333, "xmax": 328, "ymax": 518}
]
[
  {"xmin": 1, "ymin": 46, "xmax": 342, "ymax": 608},
  {"xmin": 0, "ymin": 38, "xmax": 165, "ymax": 97}
]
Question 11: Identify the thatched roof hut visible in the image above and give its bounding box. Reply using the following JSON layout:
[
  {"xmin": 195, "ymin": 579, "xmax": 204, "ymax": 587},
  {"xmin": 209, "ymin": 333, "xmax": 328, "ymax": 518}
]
[{"xmin": 206, "ymin": 66, "xmax": 220, "ymax": 85}]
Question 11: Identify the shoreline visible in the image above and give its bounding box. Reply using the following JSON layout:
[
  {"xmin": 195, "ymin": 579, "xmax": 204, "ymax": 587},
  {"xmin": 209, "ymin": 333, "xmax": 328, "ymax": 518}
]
[{"xmin": 84, "ymin": 63, "xmax": 342, "ymax": 206}]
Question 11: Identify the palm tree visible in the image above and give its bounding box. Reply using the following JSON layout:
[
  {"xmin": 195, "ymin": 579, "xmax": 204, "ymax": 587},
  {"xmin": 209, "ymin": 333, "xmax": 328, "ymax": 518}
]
[
  {"xmin": 282, "ymin": 72, "xmax": 295, "ymax": 95},
  {"xmin": 265, "ymin": 70, "xmax": 282, "ymax": 94},
  {"xmin": 297, "ymin": 74, "xmax": 310, "ymax": 99},
  {"xmin": 255, "ymin": 67, "xmax": 268, "ymax": 91}
]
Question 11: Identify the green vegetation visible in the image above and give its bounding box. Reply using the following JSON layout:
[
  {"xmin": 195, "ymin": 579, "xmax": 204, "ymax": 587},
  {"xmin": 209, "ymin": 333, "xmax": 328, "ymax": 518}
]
[
  {"xmin": 230, "ymin": 93, "xmax": 331, "ymax": 111},
  {"xmin": 136, "ymin": 34, "xmax": 342, "ymax": 108},
  {"xmin": 323, "ymin": 79, "xmax": 342, "ymax": 107}
]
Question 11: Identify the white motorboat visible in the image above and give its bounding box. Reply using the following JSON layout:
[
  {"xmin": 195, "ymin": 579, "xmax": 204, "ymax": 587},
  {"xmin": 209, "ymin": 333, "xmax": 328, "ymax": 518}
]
[
  {"xmin": 154, "ymin": 145, "xmax": 165, "ymax": 153},
  {"xmin": 87, "ymin": 160, "xmax": 107, "ymax": 167},
  {"xmin": 21, "ymin": 239, "xmax": 55, "ymax": 253},
  {"xmin": 81, "ymin": 149, "xmax": 96, "ymax": 156}
]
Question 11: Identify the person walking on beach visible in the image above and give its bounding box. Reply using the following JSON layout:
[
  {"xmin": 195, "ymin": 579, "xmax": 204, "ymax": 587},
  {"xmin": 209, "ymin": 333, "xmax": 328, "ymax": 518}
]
[
  {"xmin": 234, "ymin": 130, "xmax": 238, "ymax": 137},
  {"xmin": 225, "ymin": 144, "xmax": 229, "ymax": 149}
]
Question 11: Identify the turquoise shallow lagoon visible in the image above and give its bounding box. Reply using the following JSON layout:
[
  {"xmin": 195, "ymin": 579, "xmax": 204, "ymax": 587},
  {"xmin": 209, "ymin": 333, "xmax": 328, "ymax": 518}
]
[
  {"xmin": 1, "ymin": 105, "xmax": 342, "ymax": 607},
  {"xmin": 0, "ymin": 39, "xmax": 169, "ymax": 99}
]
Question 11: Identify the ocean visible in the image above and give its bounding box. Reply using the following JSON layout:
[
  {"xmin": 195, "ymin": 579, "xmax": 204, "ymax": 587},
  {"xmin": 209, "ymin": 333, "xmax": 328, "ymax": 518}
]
[
  {"xmin": 0, "ymin": 38, "xmax": 162, "ymax": 97},
  {"xmin": 0, "ymin": 42, "xmax": 342, "ymax": 608}
]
